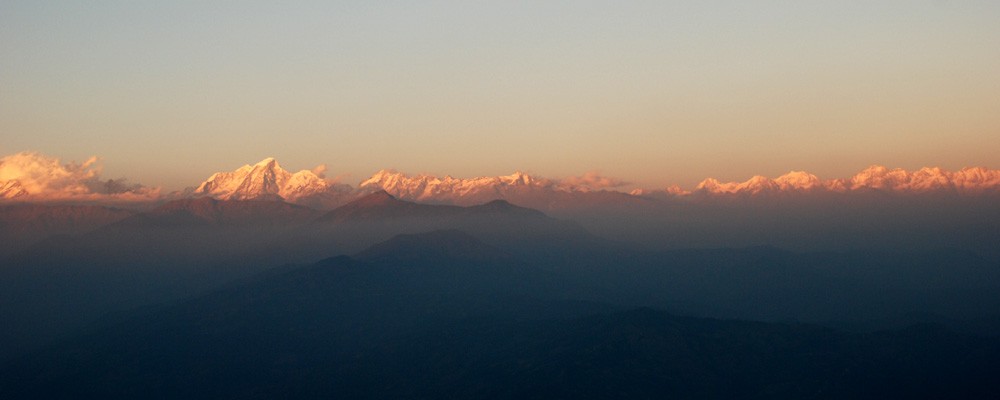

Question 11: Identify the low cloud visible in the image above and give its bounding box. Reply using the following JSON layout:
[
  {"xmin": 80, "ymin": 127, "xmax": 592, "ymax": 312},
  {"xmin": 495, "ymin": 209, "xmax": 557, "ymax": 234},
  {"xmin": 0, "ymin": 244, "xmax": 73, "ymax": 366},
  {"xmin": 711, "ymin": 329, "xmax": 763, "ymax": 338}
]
[
  {"xmin": 310, "ymin": 164, "xmax": 328, "ymax": 179},
  {"xmin": 0, "ymin": 152, "xmax": 159, "ymax": 201},
  {"xmin": 560, "ymin": 171, "xmax": 630, "ymax": 191}
]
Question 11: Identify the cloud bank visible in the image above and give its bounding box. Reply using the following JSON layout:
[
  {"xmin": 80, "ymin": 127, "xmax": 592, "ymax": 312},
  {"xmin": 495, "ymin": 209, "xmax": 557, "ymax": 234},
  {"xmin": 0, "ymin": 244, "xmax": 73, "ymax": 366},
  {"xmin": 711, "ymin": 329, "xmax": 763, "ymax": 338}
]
[
  {"xmin": 559, "ymin": 171, "xmax": 630, "ymax": 191},
  {"xmin": 3, "ymin": 152, "xmax": 998, "ymax": 207},
  {"xmin": 0, "ymin": 152, "xmax": 159, "ymax": 201}
]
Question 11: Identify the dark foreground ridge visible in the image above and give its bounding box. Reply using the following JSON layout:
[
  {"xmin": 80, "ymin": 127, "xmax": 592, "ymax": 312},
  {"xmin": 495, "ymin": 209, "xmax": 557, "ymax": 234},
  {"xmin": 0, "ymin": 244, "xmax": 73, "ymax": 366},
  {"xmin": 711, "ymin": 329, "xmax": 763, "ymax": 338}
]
[
  {"xmin": 2, "ymin": 193, "xmax": 1000, "ymax": 399},
  {"xmin": 3, "ymin": 230, "xmax": 999, "ymax": 399}
]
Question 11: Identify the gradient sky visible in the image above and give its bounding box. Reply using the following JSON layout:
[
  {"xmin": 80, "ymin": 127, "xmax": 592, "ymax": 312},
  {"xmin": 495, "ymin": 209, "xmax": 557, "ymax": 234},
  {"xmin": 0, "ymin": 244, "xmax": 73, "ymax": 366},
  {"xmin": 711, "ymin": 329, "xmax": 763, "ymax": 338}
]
[{"xmin": 2, "ymin": 1, "xmax": 999, "ymax": 190}]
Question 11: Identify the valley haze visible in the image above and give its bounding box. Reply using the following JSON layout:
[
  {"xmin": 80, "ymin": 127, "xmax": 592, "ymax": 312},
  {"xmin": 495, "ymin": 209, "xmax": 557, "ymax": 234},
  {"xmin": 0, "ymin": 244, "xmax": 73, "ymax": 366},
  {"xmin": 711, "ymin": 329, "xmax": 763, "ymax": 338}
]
[
  {"xmin": 2, "ymin": 154, "xmax": 999, "ymax": 379},
  {"xmin": 3, "ymin": 1, "xmax": 1000, "ymax": 398}
]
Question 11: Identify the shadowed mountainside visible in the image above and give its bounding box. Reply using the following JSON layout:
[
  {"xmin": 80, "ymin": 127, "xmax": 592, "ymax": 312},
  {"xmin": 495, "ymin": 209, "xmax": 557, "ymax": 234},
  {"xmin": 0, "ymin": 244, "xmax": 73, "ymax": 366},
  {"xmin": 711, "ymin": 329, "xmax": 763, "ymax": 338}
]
[
  {"xmin": 0, "ymin": 195, "xmax": 604, "ymax": 361},
  {"xmin": 4, "ymin": 230, "xmax": 998, "ymax": 399},
  {"xmin": 0, "ymin": 203, "xmax": 134, "ymax": 257},
  {"xmin": 2, "ymin": 193, "xmax": 998, "ymax": 371}
]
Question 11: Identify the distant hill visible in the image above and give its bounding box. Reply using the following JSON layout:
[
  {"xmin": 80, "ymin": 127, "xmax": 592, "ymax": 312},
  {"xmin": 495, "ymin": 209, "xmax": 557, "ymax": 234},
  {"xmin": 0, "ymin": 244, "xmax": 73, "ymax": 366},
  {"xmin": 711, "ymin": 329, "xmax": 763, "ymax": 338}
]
[
  {"xmin": 113, "ymin": 196, "xmax": 320, "ymax": 229},
  {"xmin": 4, "ymin": 231, "xmax": 997, "ymax": 398},
  {"xmin": 0, "ymin": 203, "xmax": 134, "ymax": 257}
]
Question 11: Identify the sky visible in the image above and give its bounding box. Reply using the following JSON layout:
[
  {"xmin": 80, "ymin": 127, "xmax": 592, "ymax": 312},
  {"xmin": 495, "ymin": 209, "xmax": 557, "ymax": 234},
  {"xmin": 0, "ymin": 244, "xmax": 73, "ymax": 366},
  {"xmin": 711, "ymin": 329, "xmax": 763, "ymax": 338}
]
[{"xmin": 2, "ymin": 1, "xmax": 999, "ymax": 191}]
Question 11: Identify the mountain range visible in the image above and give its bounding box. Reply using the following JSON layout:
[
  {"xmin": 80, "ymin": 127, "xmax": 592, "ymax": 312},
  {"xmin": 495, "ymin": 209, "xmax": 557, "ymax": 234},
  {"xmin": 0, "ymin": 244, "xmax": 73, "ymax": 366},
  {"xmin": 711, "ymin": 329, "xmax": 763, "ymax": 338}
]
[
  {"xmin": 2, "ymin": 180, "xmax": 999, "ymax": 397},
  {"xmin": 190, "ymin": 159, "xmax": 1000, "ymax": 207},
  {"xmin": 684, "ymin": 165, "xmax": 1000, "ymax": 196},
  {"xmin": 0, "ymin": 191, "xmax": 600, "ymax": 358},
  {"xmin": 4, "ymin": 229, "xmax": 999, "ymax": 399},
  {"xmin": 2, "ymin": 152, "xmax": 999, "ymax": 205}
]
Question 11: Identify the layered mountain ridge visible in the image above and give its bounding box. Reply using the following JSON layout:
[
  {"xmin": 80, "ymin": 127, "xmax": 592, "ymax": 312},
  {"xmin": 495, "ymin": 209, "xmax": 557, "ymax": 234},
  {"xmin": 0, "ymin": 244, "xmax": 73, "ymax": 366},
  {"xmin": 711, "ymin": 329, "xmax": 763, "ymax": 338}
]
[
  {"xmin": 360, "ymin": 169, "xmax": 558, "ymax": 201},
  {"xmin": 683, "ymin": 166, "xmax": 1000, "ymax": 196},
  {"xmin": 193, "ymin": 158, "xmax": 330, "ymax": 202},
  {"xmin": 180, "ymin": 159, "xmax": 1000, "ymax": 208},
  {"xmin": 197, "ymin": 159, "xmax": 999, "ymax": 205},
  {"xmin": 3, "ymin": 152, "xmax": 999, "ymax": 204}
]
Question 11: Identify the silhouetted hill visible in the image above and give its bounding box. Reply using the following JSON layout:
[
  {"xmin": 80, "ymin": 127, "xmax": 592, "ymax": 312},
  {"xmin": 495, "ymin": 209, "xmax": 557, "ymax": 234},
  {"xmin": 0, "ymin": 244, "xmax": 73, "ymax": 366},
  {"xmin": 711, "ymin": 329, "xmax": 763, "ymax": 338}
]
[
  {"xmin": 3, "ymin": 193, "xmax": 999, "ymax": 379},
  {"xmin": 112, "ymin": 197, "xmax": 320, "ymax": 229},
  {"xmin": 0, "ymin": 198, "xmax": 322, "ymax": 361},
  {"xmin": 5, "ymin": 241, "xmax": 998, "ymax": 400},
  {"xmin": 465, "ymin": 198, "xmax": 548, "ymax": 218},
  {"xmin": 307, "ymin": 192, "xmax": 612, "ymax": 262},
  {"xmin": 316, "ymin": 190, "xmax": 461, "ymax": 222},
  {"xmin": 0, "ymin": 203, "xmax": 134, "ymax": 257},
  {"xmin": 317, "ymin": 191, "xmax": 546, "ymax": 224},
  {"xmin": 356, "ymin": 229, "xmax": 513, "ymax": 264},
  {"xmin": 0, "ymin": 197, "xmax": 590, "ymax": 363}
]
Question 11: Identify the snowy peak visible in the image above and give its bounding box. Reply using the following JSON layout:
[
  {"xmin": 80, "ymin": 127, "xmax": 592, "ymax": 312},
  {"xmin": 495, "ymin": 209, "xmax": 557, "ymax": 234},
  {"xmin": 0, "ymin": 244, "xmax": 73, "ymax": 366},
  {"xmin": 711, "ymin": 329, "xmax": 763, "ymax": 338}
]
[
  {"xmin": 359, "ymin": 169, "xmax": 405, "ymax": 189},
  {"xmin": 194, "ymin": 158, "xmax": 331, "ymax": 202},
  {"xmin": 358, "ymin": 169, "xmax": 562, "ymax": 205},
  {"xmin": 0, "ymin": 180, "xmax": 29, "ymax": 199},
  {"xmin": 774, "ymin": 171, "xmax": 823, "ymax": 190},
  {"xmin": 5, "ymin": 151, "xmax": 997, "ymax": 207},
  {"xmin": 694, "ymin": 175, "xmax": 780, "ymax": 194},
  {"xmin": 359, "ymin": 165, "xmax": 1000, "ymax": 202},
  {"xmin": 695, "ymin": 171, "xmax": 825, "ymax": 194},
  {"xmin": 500, "ymin": 171, "xmax": 538, "ymax": 186},
  {"xmin": 951, "ymin": 167, "xmax": 1000, "ymax": 191},
  {"xmin": 689, "ymin": 166, "xmax": 1000, "ymax": 196},
  {"xmin": 358, "ymin": 169, "xmax": 437, "ymax": 200},
  {"xmin": 849, "ymin": 165, "xmax": 908, "ymax": 190},
  {"xmin": 844, "ymin": 164, "xmax": 1000, "ymax": 193}
]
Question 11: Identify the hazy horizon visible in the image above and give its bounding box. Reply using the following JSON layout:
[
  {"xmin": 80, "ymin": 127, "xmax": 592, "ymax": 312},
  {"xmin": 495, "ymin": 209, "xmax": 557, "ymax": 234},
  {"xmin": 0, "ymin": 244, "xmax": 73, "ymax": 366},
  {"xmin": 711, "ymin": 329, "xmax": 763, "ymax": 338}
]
[
  {"xmin": 3, "ymin": 1, "xmax": 999, "ymax": 190},
  {"xmin": 3, "ymin": 150, "xmax": 999, "ymax": 198},
  {"xmin": 4, "ymin": 3, "xmax": 1000, "ymax": 397}
]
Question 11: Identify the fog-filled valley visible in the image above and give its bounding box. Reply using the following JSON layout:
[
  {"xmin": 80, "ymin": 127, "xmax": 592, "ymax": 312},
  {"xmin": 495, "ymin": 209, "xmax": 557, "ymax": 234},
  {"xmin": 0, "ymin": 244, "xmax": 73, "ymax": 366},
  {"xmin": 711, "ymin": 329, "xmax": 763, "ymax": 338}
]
[
  {"xmin": 7, "ymin": 0, "xmax": 1000, "ymax": 395},
  {"xmin": 1, "ymin": 189, "xmax": 998, "ymax": 398}
]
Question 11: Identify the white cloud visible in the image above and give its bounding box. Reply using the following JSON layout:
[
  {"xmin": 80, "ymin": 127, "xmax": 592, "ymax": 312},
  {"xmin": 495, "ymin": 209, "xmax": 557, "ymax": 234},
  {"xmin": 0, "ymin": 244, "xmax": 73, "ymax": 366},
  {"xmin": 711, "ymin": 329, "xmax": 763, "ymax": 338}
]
[
  {"xmin": 0, "ymin": 152, "xmax": 160, "ymax": 201},
  {"xmin": 559, "ymin": 171, "xmax": 629, "ymax": 191},
  {"xmin": 310, "ymin": 164, "xmax": 328, "ymax": 179}
]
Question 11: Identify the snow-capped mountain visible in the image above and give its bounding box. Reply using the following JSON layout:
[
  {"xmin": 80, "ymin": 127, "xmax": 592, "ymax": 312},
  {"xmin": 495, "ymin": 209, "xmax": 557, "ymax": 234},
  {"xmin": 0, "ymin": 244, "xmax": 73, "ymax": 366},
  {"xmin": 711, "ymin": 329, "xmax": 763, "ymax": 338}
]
[
  {"xmin": 846, "ymin": 165, "xmax": 1000, "ymax": 193},
  {"xmin": 358, "ymin": 169, "xmax": 561, "ymax": 205},
  {"xmin": 774, "ymin": 171, "xmax": 826, "ymax": 191},
  {"xmin": 694, "ymin": 171, "xmax": 827, "ymax": 195},
  {"xmin": 355, "ymin": 165, "xmax": 1000, "ymax": 206},
  {"xmin": 687, "ymin": 165, "xmax": 1000, "ymax": 196},
  {"xmin": 193, "ymin": 158, "xmax": 334, "ymax": 202},
  {"xmin": 0, "ymin": 180, "xmax": 28, "ymax": 199},
  {"xmin": 7, "ymin": 150, "xmax": 997, "ymax": 207},
  {"xmin": 192, "ymin": 161, "xmax": 582, "ymax": 208},
  {"xmin": 193, "ymin": 162, "xmax": 638, "ymax": 210},
  {"xmin": 355, "ymin": 169, "xmax": 645, "ymax": 212}
]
